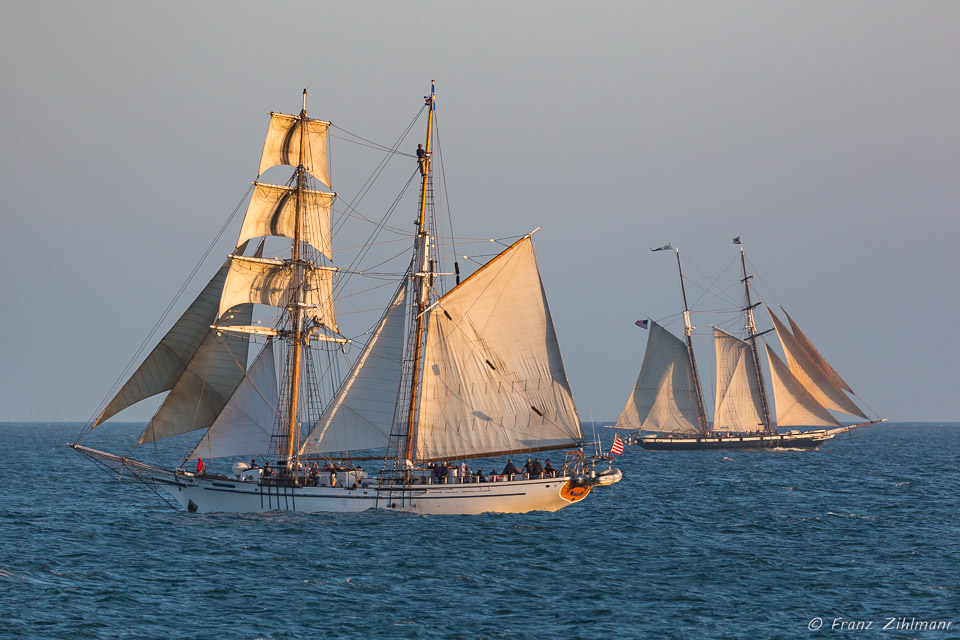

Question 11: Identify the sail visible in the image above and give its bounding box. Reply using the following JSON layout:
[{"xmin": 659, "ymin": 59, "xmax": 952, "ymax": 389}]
[
  {"xmin": 219, "ymin": 255, "xmax": 338, "ymax": 332},
  {"xmin": 766, "ymin": 346, "xmax": 841, "ymax": 427},
  {"xmin": 258, "ymin": 112, "xmax": 330, "ymax": 187},
  {"xmin": 767, "ymin": 308, "xmax": 866, "ymax": 419},
  {"xmin": 236, "ymin": 182, "xmax": 334, "ymax": 260},
  {"xmin": 615, "ymin": 320, "xmax": 702, "ymax": 434},
  {"xmin": 784, "ymin": 308, "xmax": 855, "ymax": 393},
  {"xmin": 97, "ymin": 254, "xmax": 241, "ymax": 425},
  {"xmin": 139, "ymin": 319, "xmax": 252, "ymax": 444},
  {"xmin": 299, "ymin": 282, "xmax": 407, "ymax": 455},
  {"xmin": 414, "ymin": 237, "xmax": 581, "ymax": 461},
  {"xmin": 188, "ymin": 341, "xmax": 279, "ymax": 460},
  {"xmin": 712, "ymin": 328, "xmax": 765, "ymax": 432}
]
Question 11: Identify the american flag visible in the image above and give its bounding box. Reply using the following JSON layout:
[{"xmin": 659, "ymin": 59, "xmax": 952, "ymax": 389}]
[
  {"xmin": 650, "ymin": 243, "xmax": 674, "ymax": 252},
  {"xmin": 635, "ymin": 319, "xmax": 649, "ymax": 329},
  {"xmin": 733, "ymin": 236, "xmax": 742, "ymax": 245},
  {"xmin": 610, "ymin": 433, "xmax": 624, "ymax": 456}
]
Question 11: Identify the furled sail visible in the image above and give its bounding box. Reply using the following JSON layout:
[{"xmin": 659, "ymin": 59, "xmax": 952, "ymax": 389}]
[
  {"xmin": 188, "ymin": 340, "xmax": 279, "ymax": 460},
  {"xmin": 414, "ymin": 237, "xmax": 581, "ymax": 461},
  {"xmin": 218, "ymin": 255, "xmax": 338, "ymax": 332},
  {"xmin": 236, "ymin": 182, "xmax": 334, "ymax": 260},
  {"xmin": 615, "ymin": 320, "xmax": 702, "ymax": 434},
  {"xmin": 258, "ymin": 112, "xmax": 330, "ymax": 187},
  {"xmin": 299, "ymin": 282, "xmax": 407, "ymax": 455},
  {"xmin": 712, "ymin": 328, "xmax": 766, "ymax": 432},
  {"xmin": 766, "ymin": 345, "xmax": 841, "ymax": 427},
  {"xmin": 767, "ymin": 308, "xmax": 866, "ymax": 419},
  {"xmin": 95, "ymin": 252, "xmax": 248, "ymax": 427}
]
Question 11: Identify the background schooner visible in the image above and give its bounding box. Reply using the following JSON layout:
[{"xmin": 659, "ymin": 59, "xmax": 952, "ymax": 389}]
[{"xmin": 616, "ymin": 240, "xmax": 882, "ymax": 450}]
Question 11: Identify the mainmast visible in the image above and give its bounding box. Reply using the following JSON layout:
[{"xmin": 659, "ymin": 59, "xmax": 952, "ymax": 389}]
[
  {"xmin": 739, "ymin": 243, "xmax": 774, "ymax": 435},
  {"xmin": 284, "ymin": 89, "xmax": 309, "ymax": 462},
  {"xmin": 402, "ymin": 79, "xmax": 437, "ymax": 463},
  {"xmin": 674, "ymin": 248, "xmax": 710, "ymax": 436}
]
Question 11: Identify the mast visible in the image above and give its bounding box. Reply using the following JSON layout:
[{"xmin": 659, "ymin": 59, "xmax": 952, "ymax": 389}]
[
  {"xmin": 739, "ymin": 243, "xmax": 774, "ymax": 435},
  {"xmin": 402, "ymin": 79, "xmax": 437, "ymax": 463},
  {"xmin": 284, "ymin": 89, "xmax": 308, "ymax": 462},
  {"xmin": 674, "ymin": 248, "xmax": 709, "ymax": 436}
]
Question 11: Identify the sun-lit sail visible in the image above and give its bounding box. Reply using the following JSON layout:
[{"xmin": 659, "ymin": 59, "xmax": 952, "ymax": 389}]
[
  {"xmin": 258, "ymin": 112, "xmax": 330, "ymax": 187},
  {"xmin": 188, "ymin": 340, "xmax": 279, "ymax": 460},
  {"xmin": 616, "ymin": 320, "xmax": 702, "ymax": 435},
  {"xmin": 414, "ymin": 237, "xmax": 582, "ymax": 461},
  {"xmin": 300, "ymin": 282, "xmax": 408, "ymax": 455},
  {"xmin": 712, "ymin": 327, "xmax": 765, "ymax": 432},
  {"xmin": 767, "ymin": 308, "xmax": 866, "ymax": 419}
]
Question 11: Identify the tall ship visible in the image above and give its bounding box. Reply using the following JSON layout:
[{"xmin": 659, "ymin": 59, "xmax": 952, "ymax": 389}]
[
  {"xmin": 616, "ymin": 240, "xmax": 882, "ymax": 451},
  {"xmin": 72, "ymin": 82, "xmax": 619, "ymax": 513}
]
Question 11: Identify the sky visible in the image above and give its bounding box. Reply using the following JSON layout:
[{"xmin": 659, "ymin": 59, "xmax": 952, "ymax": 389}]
[{"xmin": 2, "ymin": 1, "xmax": 958, "ymax": 422}]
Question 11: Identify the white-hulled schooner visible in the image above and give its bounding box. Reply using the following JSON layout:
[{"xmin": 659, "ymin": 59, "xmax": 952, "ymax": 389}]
[
  {"xmin": 72, "ymin": 83, "xmax": 618, "ymax": 513},
  {"xmin": 616, "ymin": 241, "xmax": 882, "ymax": 451}
]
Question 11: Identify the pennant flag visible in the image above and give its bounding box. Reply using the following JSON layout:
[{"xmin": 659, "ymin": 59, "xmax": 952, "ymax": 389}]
[
  {"xmin": 733, "ymin": 236, "xmax": 742, "ymax": 245},
  {"xmin": 650, "ymin": 243, "xmax": 674, "ymax": 252},
  {"xmin": 610, "ymin": 433, "xmax": 624, "ymax": 456},
  {"xmin": 635, "ymin": 319, "xmax": 649, "ymax": 329}
]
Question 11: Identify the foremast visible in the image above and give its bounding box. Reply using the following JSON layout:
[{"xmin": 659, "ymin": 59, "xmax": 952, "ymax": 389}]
[
  {"xmin": 738, "ymin": 243, "xmax": 774, "ymax": 435},
  {"xmin": 283, "ymin": 89, "xmax": 309, "ymax": 462},
  {"xmin": 673, "ymin": 247, "xmax": 710, "ymax": 436},
  {"xmin": 402, "ymin": 79, "xmax": 437, "ymax": 464}
]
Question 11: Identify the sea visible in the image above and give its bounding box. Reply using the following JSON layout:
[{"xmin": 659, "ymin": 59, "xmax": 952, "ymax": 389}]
[{"xmin": 0, "ymin": 422, "xmax": 957, "ymax": 640}]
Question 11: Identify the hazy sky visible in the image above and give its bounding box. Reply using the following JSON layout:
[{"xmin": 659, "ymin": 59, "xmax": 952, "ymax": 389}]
[{"xmin": 2, "ymin": 1, "xmax": 958, "ymax": 422}]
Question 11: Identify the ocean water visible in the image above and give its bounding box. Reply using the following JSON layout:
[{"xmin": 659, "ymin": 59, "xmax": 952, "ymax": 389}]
[{"xmin": 1, "ymin": 422, "xmax": 957, "ymax": 640}]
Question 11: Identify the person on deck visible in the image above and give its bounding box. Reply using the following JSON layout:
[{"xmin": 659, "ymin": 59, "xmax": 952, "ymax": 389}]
[
  {"xmin": 502, "ymin": 460, "xmax": 519, "ymax": 479},
  {"xmin": 530, "ymin": 458, "xmax": 543, "ymax": 479},
  {"xmin": 521, "ymin": 458, "xmax": 532, "ymax": 476},
  {"xmin": 543, "ymin": 459, "xmax": 555, "ymax": 478},
  {"xmin": 262, "ymin": 461, "xmax": 273, "ymax": 478}
]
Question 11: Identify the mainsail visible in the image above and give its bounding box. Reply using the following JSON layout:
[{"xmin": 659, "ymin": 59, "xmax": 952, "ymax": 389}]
[
  {"xmin": 712, "ymin": 327, "xmax": 765, "ymax": 432},
  {"xmin": 414, "ymin": 237, "xmax": 582, "ymax": 461},
  {"xmin": 300, "ymin": 282, "xmax": 408, "ymax": 455},
  {"xmin": 615, "ymin": 320, "xmax": 702, "ymax": 434}
]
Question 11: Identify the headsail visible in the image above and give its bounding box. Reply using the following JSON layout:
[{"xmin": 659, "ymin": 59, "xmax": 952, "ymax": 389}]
[
  {"xmin": 94, "ymin": 250, "xmax": 252, "ymax": 432},
  {"xmin": 765, "ymin": 345, "xmax": 841, "ymax": 427},
  {"xmin": 767, "ymin": 308, "xmax": 866, "ymax": 419},
  {"xmin": 300, "ymin": 282, "xmax": 408, "ymax": 455},
  {"xmin": 783, "ymin": 308, "xmax": 855, "ymax": 393},
  {"xmin": 414, "ymin": 237, "xmax": 581, "ymax": 461},
  {"xmin": 712, "ymin": 327, "xmax": 765, "ymax": 432},
  {"xmin": 237, "ymin": 182, "xmax": 334, "ymax": 260},
  {"xmin": 188, "ymin": 340, "xmax": 279, "ymax": 460},
  {"xmin": 615, "ymin": 320, "xmax": 702, "ymax": 434},
  {"xmin": 258, "ymin": 112, "xmax": 330, "ymax": 187}
]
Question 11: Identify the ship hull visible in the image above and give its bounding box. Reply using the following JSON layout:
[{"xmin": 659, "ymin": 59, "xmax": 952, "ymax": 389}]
[
  {"xmin": 155, "ymin": 474, "xmax": 597, "ymax": 515},
  {"xmin": 639, "ymin": 432, "xmax": 834, "ymax": 451}
]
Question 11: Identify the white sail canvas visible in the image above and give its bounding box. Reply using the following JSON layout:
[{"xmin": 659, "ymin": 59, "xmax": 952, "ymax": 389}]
[
  {"xmin": 300, "ymin": 283, "xmax": 407, "ymax": 455},
  {"xmin": 415, "ymin": 237, "xmax": 581, "ymax": 461},
  {"xmin": 713, "ymin": 328, "xmax": 766, "ymax": 432},
  {"xmin": 616, "ymin": 320, "xmax": 702, "ymax": 434}
]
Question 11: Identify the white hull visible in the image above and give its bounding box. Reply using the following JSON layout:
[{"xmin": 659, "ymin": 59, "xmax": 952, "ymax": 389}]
[{"xmin": 156, "ymin": 474, "xmax": 595, "ymax": 515}]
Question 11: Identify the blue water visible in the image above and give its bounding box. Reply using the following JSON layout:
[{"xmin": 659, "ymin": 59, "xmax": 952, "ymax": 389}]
[{"xmin": 1, "ymin": 422, "xmax": 957, "ymax": 639}]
